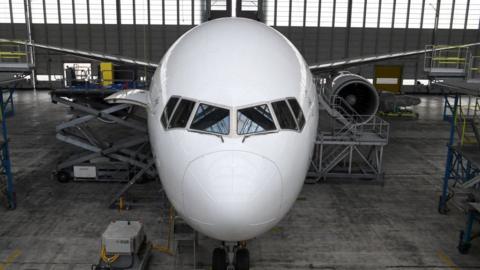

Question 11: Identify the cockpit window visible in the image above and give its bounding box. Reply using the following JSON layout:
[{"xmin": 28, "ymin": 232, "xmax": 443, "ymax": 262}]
[
  {"xmin": 161, "ymin": 96, "xmax": 179, "ymax": 128},
  {"xmin": 271, "ymin": 100, "xmax": 297, "ymax": 130},
  {"xmin": 169, "ymin": 99, "xmax": 195, "ymax": 128},
  {"xmin": 190, "ymin": 103, "xmax": 230, "ymax": 135},
  {"xmin": 287, "ymin": 98, "xmax": 305, "ymax": 130},
  {"xmin": 161, "ymin": 97, "xmax": 304, "ymax": 136},
  {"xmin": 237, "ymin": 104, "xmax": 276, "ymax": 135}
]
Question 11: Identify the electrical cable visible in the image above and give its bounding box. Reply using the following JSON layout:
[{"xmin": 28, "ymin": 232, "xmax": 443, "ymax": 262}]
[{"xmin": 100, "ymin": 245, "xmax": 119, "ymax": 264}]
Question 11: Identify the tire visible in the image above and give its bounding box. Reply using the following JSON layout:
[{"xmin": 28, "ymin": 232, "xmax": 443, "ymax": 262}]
[
  {"xmin": 458, "ymin": 243, "xmax": 471, "ymax": 254},
  {"xmin": 235, "ymin": 248, "xmax": 250, "ymax": 270},
  {"xmin": 56, "ymin": 171, "xmax": 71, "ymax": 183},
  {"xmin": 458, "ymin": 230, "xmax": 471, "ymax": 254},
  {"xmin": 212, "ymin": 248, "xmax": 227, "ymax": 270}
]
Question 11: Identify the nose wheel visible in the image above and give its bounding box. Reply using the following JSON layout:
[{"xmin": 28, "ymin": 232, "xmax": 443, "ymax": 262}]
[
  {"xmin": 212, "ymin": 247, "xmax": 227, "ymax": 270},
  {"xmin": 235, "ymin": 248, "xmax": 250, "ymax": 270},
  {"xmin": 212, "ymin": 242, "xmax": 250, "ymax": 270}
]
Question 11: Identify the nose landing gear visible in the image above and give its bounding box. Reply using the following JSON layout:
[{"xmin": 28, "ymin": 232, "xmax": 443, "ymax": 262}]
[{"xmin": 212, "ymin": 242, "xmax": 250, "ymax": 270}]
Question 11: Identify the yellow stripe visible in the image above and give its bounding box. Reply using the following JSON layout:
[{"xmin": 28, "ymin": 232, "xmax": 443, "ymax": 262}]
[
  {"xmin": 0, "ymin": 56, "xmax": 23, "ymax": 59},
  {"xmin": 437, "ymin": 249, "xmax": 460, "ymax": 270},
  {"xmin": 432, "ymin": 57, "xmax": 466, "ymax": 62},
  {"xmin": 0, "ymin": 52, "xmax": 26, "ymax": 56},
  {"xmin": 438, "ymin": 61, "xmax": 464, "ymax": 64},
  {"xmin": 0, "ymin": 249, "xmax": 21, "ymax": 270}
]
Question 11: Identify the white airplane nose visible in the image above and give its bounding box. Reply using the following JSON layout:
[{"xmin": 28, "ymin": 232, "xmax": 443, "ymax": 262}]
[{"xmin": 182, "ymin": 151, "xmax": 283, "ymax": 241}]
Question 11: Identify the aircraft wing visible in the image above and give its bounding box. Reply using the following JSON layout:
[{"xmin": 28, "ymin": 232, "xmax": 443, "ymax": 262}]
[
  {"xmin": 0, "ymin": 38, "xmax": 159, "ymax": 68},
  {"xmin": 309, "ymin": 42, "xmax": 480, "ymax": 74},
  {"xmin": 3, "ymin": 38, "xmax": 479, "ymax": 74}
]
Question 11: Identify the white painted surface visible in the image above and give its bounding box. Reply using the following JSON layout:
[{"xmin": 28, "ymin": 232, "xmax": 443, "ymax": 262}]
[
  {"xmin": 376, "ymin": 78, "xmax": 399, "ymax": 84},
  {"xmin": 73, "ymin": 165, "xmax": 96, "ymax": 178}
]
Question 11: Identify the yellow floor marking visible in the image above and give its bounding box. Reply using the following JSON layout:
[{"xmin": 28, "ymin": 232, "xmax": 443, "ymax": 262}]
[
  {"xmin": 0, "ymin": 249, "xmax": 21, "ymax": 270},
  {"xmin": 437, "ymin": 249, "xmax": 460, "ymax": 270}
]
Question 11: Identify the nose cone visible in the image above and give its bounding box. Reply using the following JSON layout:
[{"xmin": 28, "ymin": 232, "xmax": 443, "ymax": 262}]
[{"xmin": 182, "ymin": 151, "xmax": 283, "ymax": 241}]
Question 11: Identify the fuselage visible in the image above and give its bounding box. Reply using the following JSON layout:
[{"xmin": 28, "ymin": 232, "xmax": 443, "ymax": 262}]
[{"xmin": 146, "ymin": 18, "xmax": 319, "ymax": 241}]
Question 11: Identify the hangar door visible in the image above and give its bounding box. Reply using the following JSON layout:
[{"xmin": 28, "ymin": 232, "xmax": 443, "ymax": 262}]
[{"xmin": 374, "ymin": 65, "xmax": 403, "ymax": 93}]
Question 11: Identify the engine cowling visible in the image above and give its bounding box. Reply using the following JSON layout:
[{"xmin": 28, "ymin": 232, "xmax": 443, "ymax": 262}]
[{"xmin": 323, "ymin": 71, "xmax": 379, "ymax": 124}]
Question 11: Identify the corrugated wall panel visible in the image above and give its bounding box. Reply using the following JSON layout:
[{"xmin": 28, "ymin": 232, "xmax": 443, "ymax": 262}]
[{"xmin": 0, "ymin": 22, "xmax": 478, "ymax": 82}]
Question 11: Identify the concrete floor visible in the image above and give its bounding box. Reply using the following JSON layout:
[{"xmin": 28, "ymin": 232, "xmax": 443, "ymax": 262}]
[{"xmin": 1, "ymin": 91, "xmax": 480, "ymax": 270}]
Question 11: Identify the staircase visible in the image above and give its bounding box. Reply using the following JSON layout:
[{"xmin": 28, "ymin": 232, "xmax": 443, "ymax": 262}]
[
  {"xmin": 319, "ymin": 145, "xmax": 350, "ymax": 175},
  {"xmin": 308, "ymin": 83, "xmax": 389, "ymax": 183},
  {"xmin": 454, "ymin": 97, "xmax": 480, "ymax": 146}
]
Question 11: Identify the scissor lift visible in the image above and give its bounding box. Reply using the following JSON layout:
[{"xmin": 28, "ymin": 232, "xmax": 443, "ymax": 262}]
[{"xmin": 51, "ymin": 89, "xmax": 157, "ymax": 207}]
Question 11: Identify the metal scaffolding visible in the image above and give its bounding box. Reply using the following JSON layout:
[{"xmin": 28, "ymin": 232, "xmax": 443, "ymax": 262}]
[
  {"xmin": 437, "ymin": 90, "xmax": 480, "ymax": 254},
  {"xmin": 439, "ymin": 94, "xmax": 480, "ymax": 214},
  {"xmin": 307, "ymin": 93, "xmax": 389, "ymax": 184},
  {"xmin": 0, "ymin": 86, "xmax": 15, "ymax": 210}
]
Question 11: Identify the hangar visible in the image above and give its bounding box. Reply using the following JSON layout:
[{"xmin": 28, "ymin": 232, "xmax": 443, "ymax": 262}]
[{"xmin": 1, "ymin": 0, "xmax": 480, "ymax": 269}]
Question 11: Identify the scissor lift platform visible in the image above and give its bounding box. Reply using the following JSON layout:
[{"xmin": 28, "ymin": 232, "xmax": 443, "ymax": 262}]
[
  {"xmin": 424, "ymin": 45, "xmax": 470, "ymax": 79},
  {"xmin": 51, "ymin": 89, "xmax": 157, "ymax": 207},
  {"xmin": 0, "ymin": 42, "xmax": 34, "ymax": 73}
]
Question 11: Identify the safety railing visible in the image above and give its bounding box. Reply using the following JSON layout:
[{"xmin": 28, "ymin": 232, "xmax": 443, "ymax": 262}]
[
  {"xmin": 314, "ymin": 77, "xmax": 389, "ymax": 143},
  {"xmin": 330, "ymin": 95, "xmax": 358, "ymax": 136},
  {"xmin": 444, "ymin": 95, "xmax": 480, "ymax": 146},
  {"xmin": 329, "ymin": 95, "xmax": 390, "ymax": 142},
  {"xmin": 424, "ymin": 45, "xmax": 469, "ymax": 76},
  {"xmin": 467, "ymin": 55, "xmax": 480, "ymax": 82},
  {"xmin": 0, "ymin": 41, "xmax": 33, "ymax": 65}
]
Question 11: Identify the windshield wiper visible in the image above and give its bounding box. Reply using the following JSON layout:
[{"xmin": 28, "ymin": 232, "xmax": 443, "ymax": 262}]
[
  {"xmin": 242, "ymin": 130, "xmax": 279, "ymax": 143},
  {"xmin": 216, "ymin": 134, "xmax": 225, "ymax": 143},
  {"xmin": 242, "ymin": 135, "xmax": 251, "ymax": 143},
  {"xmin": 188, "ymin": 129, "xmax": 225, "ymax": 143}
]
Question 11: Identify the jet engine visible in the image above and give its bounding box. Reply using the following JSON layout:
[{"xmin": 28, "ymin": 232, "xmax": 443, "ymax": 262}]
[{"xmin": 322, "ymin": 71, "xmax": 379, "ymax": 124}]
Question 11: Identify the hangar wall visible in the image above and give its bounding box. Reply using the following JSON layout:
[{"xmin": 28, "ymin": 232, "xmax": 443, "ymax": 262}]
[{"xmin": 0, "ymin": 22, "xmax": 478, "ymax": 89}]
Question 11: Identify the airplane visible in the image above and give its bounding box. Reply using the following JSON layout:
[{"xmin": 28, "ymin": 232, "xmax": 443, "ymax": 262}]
[{"xmin": 3, "ymin": 16, "xmax": 480, "ymax": 270}]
